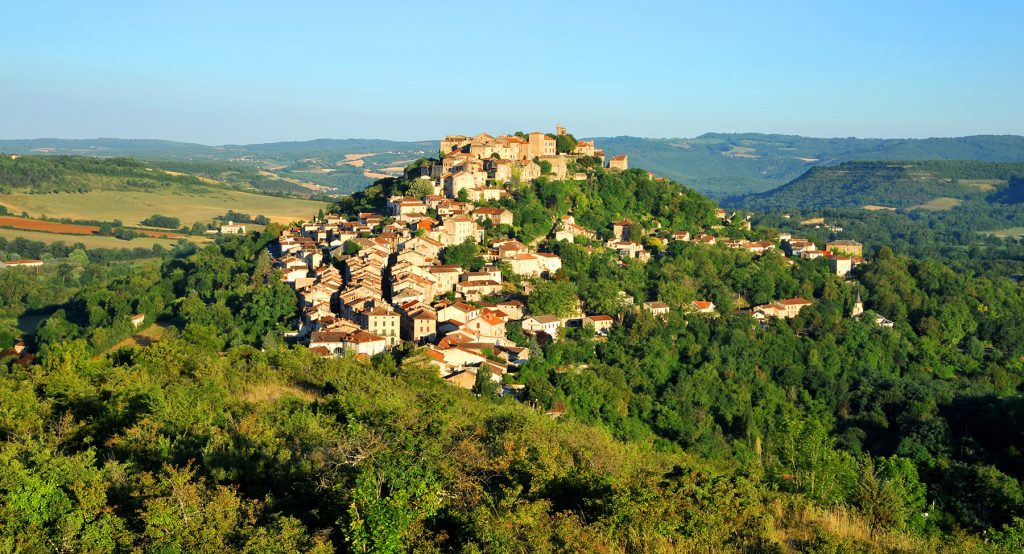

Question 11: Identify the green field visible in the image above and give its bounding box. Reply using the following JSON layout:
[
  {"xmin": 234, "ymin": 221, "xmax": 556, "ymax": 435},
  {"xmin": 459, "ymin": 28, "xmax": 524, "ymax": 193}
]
[
  {"xmin": 0, "ymin": 226, "xmax": 204, "ymax": 249},
  {"xmin": 911, "ymin": 197, "xmax": 963, "ymax": 211},
  {"xmin": 0, "ymin": 189, "xmax": 328, "ymax": 226},
  {"xmin": 980, "ymin": 227, "xmax": 1024, "ymax": 238}
]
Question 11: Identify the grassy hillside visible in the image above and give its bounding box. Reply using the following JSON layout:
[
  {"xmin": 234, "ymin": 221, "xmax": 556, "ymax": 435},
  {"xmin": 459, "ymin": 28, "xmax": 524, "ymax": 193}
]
[
  {"xmin": 589, "ymin": 134, "xmax": 1024, "ymax": 196},
  {"xmin": 731, "ymin": 160, "xmax": 1024, "ymax": 211}
]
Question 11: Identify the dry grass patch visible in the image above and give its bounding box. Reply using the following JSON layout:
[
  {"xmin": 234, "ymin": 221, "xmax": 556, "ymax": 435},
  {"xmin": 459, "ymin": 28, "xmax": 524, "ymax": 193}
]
[
  {"xmin": 101, "ymin": 324, "xmax": 169, "ymax": 357},
  {"xmin": 959, "ymin": 179, "xmax": 1004, "ymax": 191},
  {"xmin": 241, "ymin": 382, "xmax": 324, "ymax": 404},
  {"xmin": 772, "ymin": 499, "xmax": 948, "ymax": 553}
]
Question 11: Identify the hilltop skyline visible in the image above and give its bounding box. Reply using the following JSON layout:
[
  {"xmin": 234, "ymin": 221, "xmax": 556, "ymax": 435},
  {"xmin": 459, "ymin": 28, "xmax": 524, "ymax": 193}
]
[{"xmin": 2, "ymin": 1, "xmax": 1023, "ymax": 144}]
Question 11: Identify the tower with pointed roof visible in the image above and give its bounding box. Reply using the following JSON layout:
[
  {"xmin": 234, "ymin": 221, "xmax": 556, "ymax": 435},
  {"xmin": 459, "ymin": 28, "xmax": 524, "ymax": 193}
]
[{"xmin": 852, "ymin": 292, "xmax": 864, "ymax": 318}]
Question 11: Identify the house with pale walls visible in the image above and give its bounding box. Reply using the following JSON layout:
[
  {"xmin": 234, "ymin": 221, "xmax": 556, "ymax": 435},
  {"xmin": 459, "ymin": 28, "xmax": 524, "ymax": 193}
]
[
  {"xmin": 436, "ymin": 301, "xmax": 480, "ymax": 325},
  {"xmin": 513, "ymin": 160, "xmax": 542, "ymax": 182},
  {"xmin": 442, "ymin": 171, "xmax": 478, "ymax": 198},
  {"xmin": 490, "ymin": 239, "xmax": 529, "ymax": 260},
  {"xmin": 527, "ymin": 132, "xmax": 557, "ymax": 158},
  {"xmin": 465, "ymin": 310, "xmax": 507, "ymax": 343},
  {"xmin": 390, "ymin": 282, "xmax": 426, "ymax": 307},
  {"xmin": 399, "ymin": 235, "xmax": 444, "ymax": 259},
  {"xmin": 435, "ymin": 215, "xmax": 483, "ymax": 246},
  {"xmin": 611, "ymin": 219, "xmax": 634, "ymax": 241},
  {"xmin": 308, "ymin": 331, "xmax": 349, "ymax": 355},
  {"xmin": 827, "ymin": 255, "xmax": 853, "ymax": 277},
  {"xmin": 536, "ymin": 252, "xmax": 563, "ymax": 274},
  {"xmin": 357, "ymin": 306, "xmax": 401, "ymax": 346},
  {"xmin": 431, "ymin": 346, "xmax": 489, "ymax": 375},
  {"xmin": 642, "ymin": 301, "xmax": 670, "ymax": 318},
  {"xmin": 552, "ymin": 214, "xmax": 596, "ymax": 243},
  {"xmin": 496, "ymin": 299, "xmax": 525, "ymax": 320},
  {"xmin": 219, "ymin": 220, "xmax": 246, "ymax": 235},
  {"xmin": 693, "ymin": 233, "xmax": 717, "ymax": 245},
  {"xmin": 472, "ymin": 207, "xmax": 514, "ymax": 227},
  {"xmin": 485, "ymin": 158, "xmax": 514, "ymax": 183},
  {"xmin": 785, "ymin": 239, "xmax": 817, "ymax": 257},
  {"xmin": 607, "ymin": 240, "xmax": 649, "ymax": 262},
  {"xmin": 394, "ymin": 249, "xmax": 434, "ymax": 270},
  {"xmin": 428, "ymin": 265, "xmax": 464, "ymax": 293},
  {"xmin": 441, "ymin": 151, "xmax": 482, "ymax": 174},
  {"xmin": 583, "ymin": 314, "xmax": 614, "ymax": 335},
  {"xmin": 521, "ymin": 314, "xmax": 562, "ymax": 337},
  {"xmin": 386, "ymin": 196, "xmax": 428, "ymax": 217},
  {"xmin": 465, "ymin": 186, "xmax": 505, "ymax": 203},
  {"xmin": 827, "ymin": 239, "xmax": 863, "ymax": 257},
  {"xmin": 754, "ymin": 298, "xmax": 813, "ymax": 319},
  {"xmin": 538, "ymin": 154, "xmax": 568, "ymax": 180},
  {"xmin": 506, "ymin": 253, "xmax": 545, "ymax": 277},
  {"xmin": 308, "ymin": 328, "xmax": 387, "ymax": 357},
  {"xmin": 398, "ymin": 301, "xmax": 437, "ymax": 343},
  {"xmin": 740, "ymin": 241, "xmax": 775, "ymax": 255},
  {"xmin": 608, "ymin": 155, "xmax": 629, "ymax": 171},
  {"xmin": 441, "ymin": 134, "xmax": 472, "ymax": 154},
  {"xmin": 689, "ymin": 300, "xmax": 716, "ymax": 314},
  {"xmin": 490, "ymin": 135, "xmax": 526, "ymax": 160},
  {"xmin": 574, "ymin": 140, "xmax": 596, "ymax": 156},
  {"xmin": 341, "ymin": 331, "xmax": 388, "ymax": 357},
  {"xmin": 462, "ymin": 267, "xmax": 502, "ymax": 283},
  {"xmin": 455, "ymin": 279, "xmax": 502, "ymax": 301}
]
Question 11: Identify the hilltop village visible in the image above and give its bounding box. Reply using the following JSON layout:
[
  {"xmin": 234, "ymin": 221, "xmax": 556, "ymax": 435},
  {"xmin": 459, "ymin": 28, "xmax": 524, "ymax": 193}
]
[{"xmin": 268, "ymin": 126, "xmax": 877, "ymax": 392}]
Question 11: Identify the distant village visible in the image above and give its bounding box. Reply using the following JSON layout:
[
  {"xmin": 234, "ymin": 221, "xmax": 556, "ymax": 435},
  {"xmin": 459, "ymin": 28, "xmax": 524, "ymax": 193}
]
[{"xmin": 263, "ymin": 125, "xmax": 881, "ymax": 393}]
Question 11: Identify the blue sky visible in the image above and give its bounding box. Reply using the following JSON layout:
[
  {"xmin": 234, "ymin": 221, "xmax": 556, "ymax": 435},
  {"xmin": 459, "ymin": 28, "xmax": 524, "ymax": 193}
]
[{"xmin": 2, "ymin": 0, "xmax": 1022, "ymax": 143}]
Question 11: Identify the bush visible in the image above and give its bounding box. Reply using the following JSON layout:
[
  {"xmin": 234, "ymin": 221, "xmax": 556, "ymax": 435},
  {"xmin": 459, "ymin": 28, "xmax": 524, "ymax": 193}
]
[{"xmin": 141, "ymin": 214, "xmax": 181, "ymax": 229}]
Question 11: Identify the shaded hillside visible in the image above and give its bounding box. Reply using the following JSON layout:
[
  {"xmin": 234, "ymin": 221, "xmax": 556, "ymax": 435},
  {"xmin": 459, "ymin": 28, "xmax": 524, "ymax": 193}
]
[
  {"xmin": 730, "ymin": 160, "xmax": 1024, "ymax": 211},
  {"xmin": 990, "ymin": 175, "xmax": 1024, "ymax": 204},
  {"xmin": 588, "ymin": 134, "xmax": 1024, "ymax": 196}
]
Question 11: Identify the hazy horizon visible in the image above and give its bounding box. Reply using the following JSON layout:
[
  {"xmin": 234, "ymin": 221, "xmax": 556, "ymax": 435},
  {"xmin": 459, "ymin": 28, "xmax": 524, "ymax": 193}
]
[{"xmin": 4, "ymin": 130, "xmax": 1024, "ymax": 148}]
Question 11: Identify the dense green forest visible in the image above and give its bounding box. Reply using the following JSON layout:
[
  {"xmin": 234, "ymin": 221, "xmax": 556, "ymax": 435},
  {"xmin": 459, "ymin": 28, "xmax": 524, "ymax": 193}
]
[
  {"xmin": 3, "ymin": 238, "xmax": 1019, "ymax": 551},
  {"xmin": 4, "ymin": 159, "xmax": 1024, "ymax": 550}
]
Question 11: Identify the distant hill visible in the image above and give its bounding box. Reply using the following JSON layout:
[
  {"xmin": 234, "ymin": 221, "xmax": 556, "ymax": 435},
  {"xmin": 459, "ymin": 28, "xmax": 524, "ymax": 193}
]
[
  {"xmin": 728, "ymin": 160, "xmax": 1024, "ymax": 211},
  {"xmin": 586, "ymin": 134, "xmax": 1024, "ymax": 196},
  {"xmin": 0, "ymin": 138, "xmax": 435, "ymax": 195},
  {"xmin": 4, "ymin": 134, "xmax": 1024, "ymax": 196}
]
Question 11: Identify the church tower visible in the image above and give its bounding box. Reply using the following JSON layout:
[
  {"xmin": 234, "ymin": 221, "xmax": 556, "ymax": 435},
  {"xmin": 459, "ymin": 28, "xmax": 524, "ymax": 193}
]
[{"xmin": 852, "ymin": 292, "xmax": 864, "ymax": 318}]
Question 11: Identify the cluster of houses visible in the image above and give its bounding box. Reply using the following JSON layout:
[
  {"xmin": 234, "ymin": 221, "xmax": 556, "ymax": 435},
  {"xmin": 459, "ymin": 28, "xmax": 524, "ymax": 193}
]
[
  {"xmin": 262, "ymin": 126, "xmax": 893, "ymax": 393},
  {"xmin": 269, "ymin": 202, "xmax": 637, "ymax": 392},
  {"xmin": 776, "ymin": 234, "xmax": 867, "ymax": 277},
  {"xmin": 405, "ymin": 125, "xmax": 629, "ymax": 201}
]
